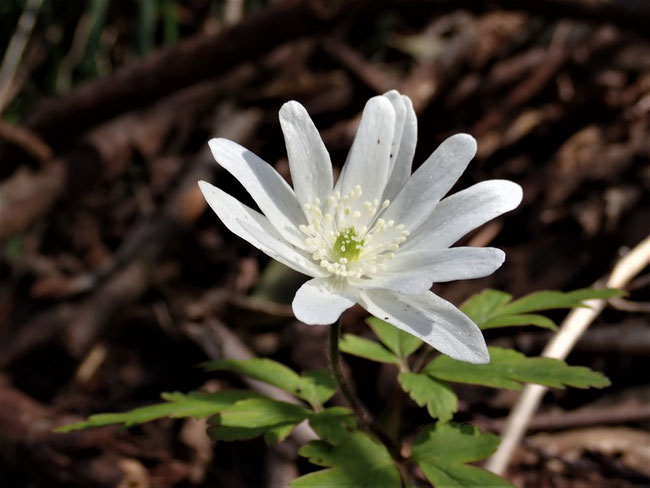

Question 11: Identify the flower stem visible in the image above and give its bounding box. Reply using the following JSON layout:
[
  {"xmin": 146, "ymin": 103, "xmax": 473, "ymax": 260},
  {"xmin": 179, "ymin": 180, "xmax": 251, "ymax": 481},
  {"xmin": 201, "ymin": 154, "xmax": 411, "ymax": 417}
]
[
  {"xmin": 328, "ymin": 321, "xmax": 413, "ymax": 487},
  {"xmin": 328, "ymin": 320, "xmax": 372, "ymax": 429},
  {"xmin": 412, "ymin": 346, "xmax": 437, "ymax": 373}
]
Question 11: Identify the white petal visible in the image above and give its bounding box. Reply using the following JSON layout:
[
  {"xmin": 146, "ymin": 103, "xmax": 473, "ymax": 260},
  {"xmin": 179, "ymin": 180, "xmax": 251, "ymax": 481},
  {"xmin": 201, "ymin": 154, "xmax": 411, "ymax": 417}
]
[
  {"xmin": 279, "ymin": 101, "xmax": 333, "ymax": 206},
  {"xmin": 382, "ymin": 94, "xmax": 417, "ymax": 202},
  {"xmin": 389, "ymin": 247, "xmax": 505, "ymax": 281},
  {"xmin": 292, "ymin": 277, "xmax": 359, "ymax": 325},
  {"xmin": 353, "ymin": 247, "xmax": 505, "ymax": 295},
  {"xmin": 381, "ymin": 134, "xmax": 477, "ymax": 232},
  {"xmin": 335, "ymin": 96, "xmax": 396, "ymax": 204},
  {"xmin": 383, "ymin": 90, "xmax": 407, "ymax": 177},
  {"xmin": 198, "ymin": 181, "xmax": 326, "ymax": 278},
  {"xmin": 349, "ymin": 273, "xmax": 433, "ymax": 295},
  {"xmin": 208, "ymin": 138, "xmax": 306, "ymax": 248},
  {"xmin": 403, "ymin": 180, "xmax": 523, "ymax": 252},
  {"xmin": 359, "ymin": 289, "xmax": 489, "ymax": 364}
]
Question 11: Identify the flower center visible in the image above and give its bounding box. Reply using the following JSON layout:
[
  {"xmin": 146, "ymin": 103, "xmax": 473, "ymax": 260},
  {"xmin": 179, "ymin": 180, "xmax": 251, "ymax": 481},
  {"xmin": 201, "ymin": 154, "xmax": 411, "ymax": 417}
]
[
  {"xmin": 299, "ymin": 185, "xmax": 409, "ymax": 279},
  {"xmin": 333, "ymin": 227, "xmax": 364, "ymax": 261}
]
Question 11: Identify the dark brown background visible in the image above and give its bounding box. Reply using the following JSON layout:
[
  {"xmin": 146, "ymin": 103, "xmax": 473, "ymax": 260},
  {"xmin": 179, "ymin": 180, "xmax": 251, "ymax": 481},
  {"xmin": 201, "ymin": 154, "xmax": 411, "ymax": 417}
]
[{"xmin": 0, "ymin": 0, "xmax": 648, "ymax": 486}]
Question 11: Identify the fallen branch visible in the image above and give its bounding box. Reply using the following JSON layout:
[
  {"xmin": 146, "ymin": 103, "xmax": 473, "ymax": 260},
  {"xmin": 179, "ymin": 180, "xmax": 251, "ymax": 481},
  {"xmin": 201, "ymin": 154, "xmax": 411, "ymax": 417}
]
[
  {"xmin": 2, "ymin": 0, "xmax": 357, "ymax": 156},
  {"xmin": 485, "ymin": 234, "xmax": 650, "ymax": 475}
]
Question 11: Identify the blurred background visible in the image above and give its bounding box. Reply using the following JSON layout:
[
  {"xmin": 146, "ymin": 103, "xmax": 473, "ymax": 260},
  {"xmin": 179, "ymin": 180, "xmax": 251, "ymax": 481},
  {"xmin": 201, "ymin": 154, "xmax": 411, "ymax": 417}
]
[{"xmin": 0, "ymin": 0, "xmax": 648, "ymax": 486}]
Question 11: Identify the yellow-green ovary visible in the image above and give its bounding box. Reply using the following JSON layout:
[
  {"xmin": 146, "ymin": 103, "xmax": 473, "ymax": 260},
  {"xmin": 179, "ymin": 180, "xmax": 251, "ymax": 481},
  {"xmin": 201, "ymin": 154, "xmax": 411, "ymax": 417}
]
[{"xmin": 333, "ymin": 227, "xmax": 364, "ymax": 261}]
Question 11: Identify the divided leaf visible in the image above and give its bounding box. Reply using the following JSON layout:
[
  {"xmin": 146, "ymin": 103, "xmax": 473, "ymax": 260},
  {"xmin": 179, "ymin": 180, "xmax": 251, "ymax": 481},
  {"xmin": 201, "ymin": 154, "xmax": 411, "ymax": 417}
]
[
  {"xmin": 367, "ymin": 317, "xmax": 422, "ymax": 359},
  {"xmin": 203, "ymin": 358, "xmax": 301, "ymax": 396},
  {"xmin": 482, "ymin": 313, "xmax": 556, "ymax": 330},
  {"xmin": 208, "ymin": 397, "xmax": 311, "ymax": 444},
  {"xmin": 203, "ymin": 358, "xmax": 335, "ymax": 407},
  {"xmin": 418, "ymin": 462, "xmax": 513, "ymax": 487},
  {"xmin": 56, "ymin": 390, "xmax": 262, "ymax": 432},
  {"xmin": 339, "ymin": 334, "xmax": 400, "ymax": 364},
  {"xmin": 460, "ymin": 290, "xmax": 512, "ymax": 327},
  {"xmin": 412, "ymin": 423, "xmax": 500, "ymax": 464},
  {"xmin": 292, "ymin": 431, "xmax": 401, "ymax": 488},
  {"xmin": 300, "ymin": 370, "xmax": 337, "ymax": 407},
  {"xmin": 215, "ymin": 398, "xmax": 311, "ymax": 428},
  {"xmin": 308, "ymin": 407, "xmax": 357, "ymax": 445},
  {"xmin": 500, "ymin": 288, "xmax": 624, "ymax": 315},
  {"xmin": 425, "ymin": 347, "xmax": 611, "ymax": 390},
  {"xmin": 208, "ymin": 422, "xmax": 298, "ymax": 444},
  {"xmin": 461, "ymin": 288, "xmax": 624, "ymax": 330},
  {"xmin": 398, "ymin": 372, "xmax": 457, "ymax": 422},
  {"xmin": 411, "ymin": 423, "xmax": 512, "ymax": 488}
]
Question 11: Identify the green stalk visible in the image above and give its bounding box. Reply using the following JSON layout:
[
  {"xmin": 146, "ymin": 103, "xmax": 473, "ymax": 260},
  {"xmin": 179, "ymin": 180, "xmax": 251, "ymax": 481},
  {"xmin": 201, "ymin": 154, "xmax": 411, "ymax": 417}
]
[{"xmin": 328, "ymin": 320, "xmax": 372, "ymax": 429}]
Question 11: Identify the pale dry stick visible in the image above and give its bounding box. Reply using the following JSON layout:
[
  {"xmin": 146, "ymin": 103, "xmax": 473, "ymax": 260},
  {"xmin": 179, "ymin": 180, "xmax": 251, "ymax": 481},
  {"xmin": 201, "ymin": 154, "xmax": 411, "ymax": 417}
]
[
  {"xmin": 224, "ymin": 0, "xmax": 245, "ymax": 25},
  {"xmin": 485, "ymin": 234, "xmax": 650, "ymax": 476},
  {"xmin": 183, "ymin": 319, "xmax": 318, "ymax": 446},
  {"xmin": 0, "ymin": 0, "xmax": 43, "ymax": 112}
]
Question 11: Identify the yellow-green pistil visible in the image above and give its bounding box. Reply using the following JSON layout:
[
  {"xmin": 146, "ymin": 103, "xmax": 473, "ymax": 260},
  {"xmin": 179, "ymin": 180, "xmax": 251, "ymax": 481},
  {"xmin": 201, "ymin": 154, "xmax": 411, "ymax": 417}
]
[{"xmin": 333, "ymin": 227, "xmax": 364, "ymax": 261}]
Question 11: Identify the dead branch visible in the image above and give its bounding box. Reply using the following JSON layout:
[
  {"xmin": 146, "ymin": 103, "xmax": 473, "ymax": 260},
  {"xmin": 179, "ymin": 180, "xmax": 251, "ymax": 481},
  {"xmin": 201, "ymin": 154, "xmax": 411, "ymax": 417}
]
[{"xmin": 0, "ymin": 0, "xmax": 359, "ymax": 157}]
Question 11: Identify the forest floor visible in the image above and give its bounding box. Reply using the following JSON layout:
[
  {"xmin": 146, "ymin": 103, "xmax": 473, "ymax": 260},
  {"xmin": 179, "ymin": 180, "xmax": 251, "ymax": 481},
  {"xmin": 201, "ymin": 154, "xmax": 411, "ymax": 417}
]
[{"xmin": 0, "ymin": 1, "xmax": 648, "ymax": 486}]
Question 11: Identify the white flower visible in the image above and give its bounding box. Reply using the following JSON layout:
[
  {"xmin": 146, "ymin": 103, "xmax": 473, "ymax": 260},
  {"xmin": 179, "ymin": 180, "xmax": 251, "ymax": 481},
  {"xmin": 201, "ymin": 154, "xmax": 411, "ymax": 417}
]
[{"xmin": 198, "ymin": 90, "xmax": 522, "ymax": 364}]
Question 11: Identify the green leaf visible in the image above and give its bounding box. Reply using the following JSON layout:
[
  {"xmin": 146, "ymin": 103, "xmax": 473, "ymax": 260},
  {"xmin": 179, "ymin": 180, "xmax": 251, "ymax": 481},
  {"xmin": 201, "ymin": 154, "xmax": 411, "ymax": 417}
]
[
  {"xmin": 398, "ymin": 373, "xmax": 458, "ymax": 422},
  {"xmin": 207, "ymin": 397, "xmax": 309, "ymax": 444},
  {"xmin": 461, "ymin": 289, "xmax": 512, "ymax": 326},
  {"xmin": 425, "ymin": 347, "xmax": 611, "ymax": 390},
  {"xmin": 418, "ymin": 462, "xmax": 513, "ymax": 487},
  {"xmin": 203, "ymin": 359, "xmax": 334, "ymax": 407},
  {"xmin": 412, "ymin": 423, "xmax": 512, "ymax": 487},
  {"xmin": 308, "ymin": 407, "xmax": 357, "ymax": 445},
  {"xmin": 292, "ymin": 431, "xmax": 401, "ymax": 488},
  {"xmin": 412, "ymin": 423, "xmax": 501, "ymax": 464},
  {"xmin": 56, "ymin": 390, "xmax": 261, "ymax": 432},
  {"xmin": 203, "ymin": 358, "xmax": 303, "ymax": 397},
  {"xmin": 461, "ymin": 288, "xmax": 624, "ymax": 331},
  {"xmin": 300, "ymin": 370, "xmax": 336, "ymax": 407},
  {"xmin": 367, "ymin": 317, "xmax": 422, "ymax": 359},
  {"xmin": 499, "ymin": 288, "xmax": 624, "ymax": 315},
  {"xmin": 339, "ymin": 334, "xmax": 399, "ymax": 364},
  {"xmin": 208, "ymin": 425, "xmax": 267, "ymax": 441},
  {"xmin": 215, "ymin": 398, "xmax": 311, "ymax": 428},
  {"xmin": 207, "ymin": 422, "xmax": 298, "ymax": 444},
  {"xmin": 265, "ymin": 422, "xmax": 299, "ymax": 444},
  {"xmin": 481, "ymin": 313, "xmax": 557, "ymax": 330}
]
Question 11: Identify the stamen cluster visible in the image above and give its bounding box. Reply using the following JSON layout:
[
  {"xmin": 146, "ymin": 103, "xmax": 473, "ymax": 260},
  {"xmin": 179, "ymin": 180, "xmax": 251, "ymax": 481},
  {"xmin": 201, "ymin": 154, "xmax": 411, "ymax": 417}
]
[{"xmin": 299, "ymin": 185, "xmax": 410, "ymax": 279}]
